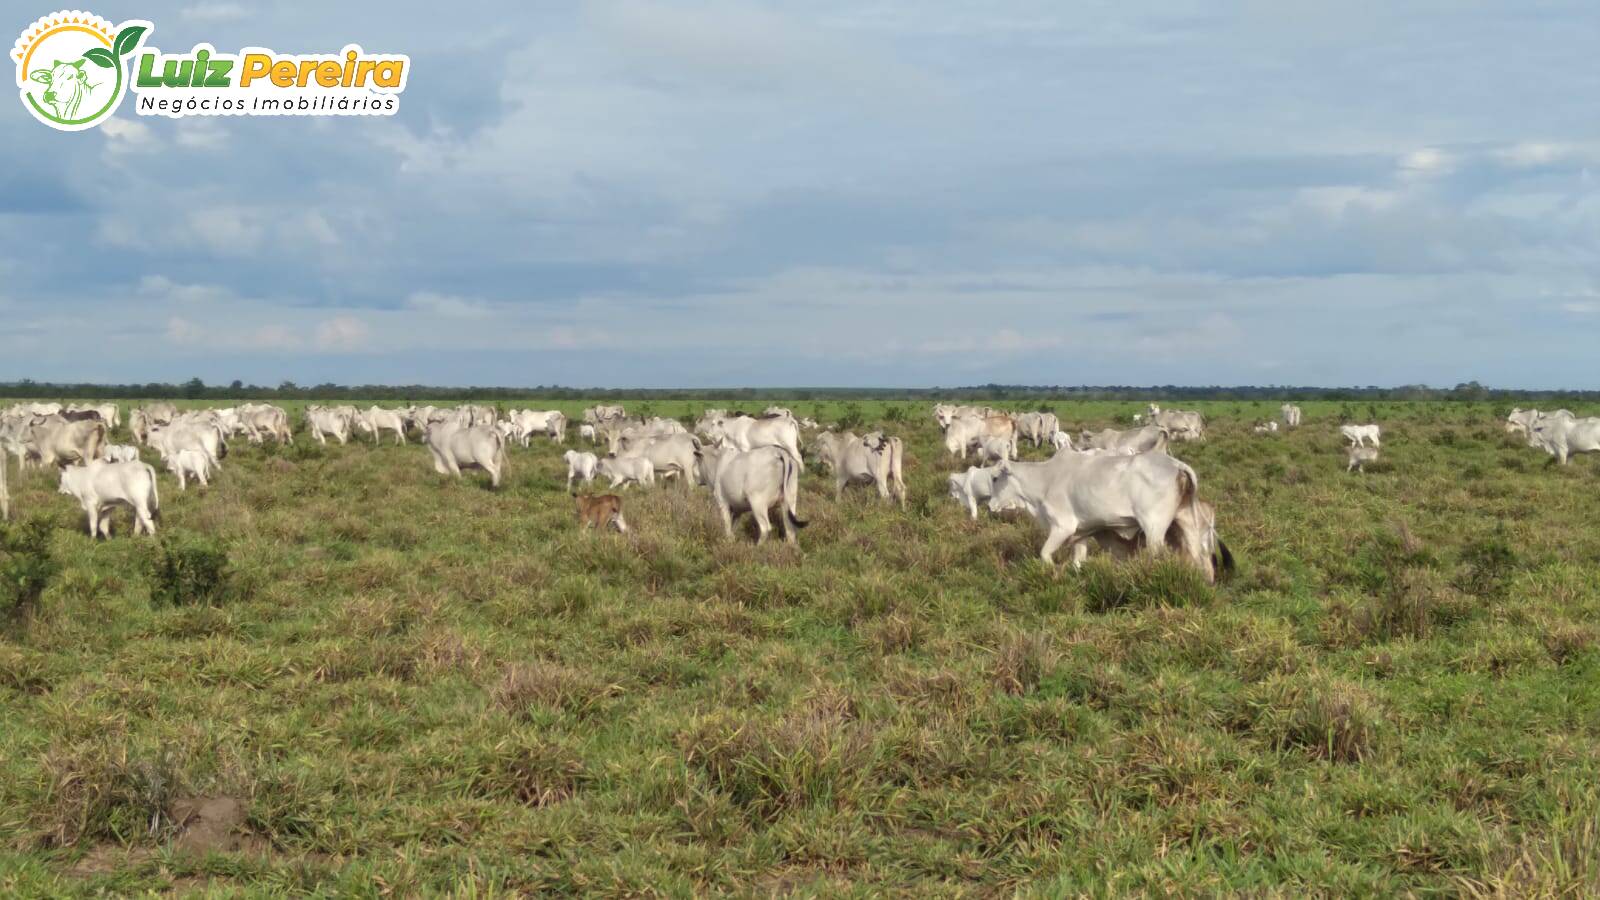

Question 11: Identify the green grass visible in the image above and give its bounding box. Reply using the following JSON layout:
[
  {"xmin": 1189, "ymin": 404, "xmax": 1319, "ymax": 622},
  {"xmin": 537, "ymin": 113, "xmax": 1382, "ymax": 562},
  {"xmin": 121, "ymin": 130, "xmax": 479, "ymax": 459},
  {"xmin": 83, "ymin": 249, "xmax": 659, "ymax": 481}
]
[{"xmin": 2, "ymin": 398, "xmax": 1600, "ymax": 895}]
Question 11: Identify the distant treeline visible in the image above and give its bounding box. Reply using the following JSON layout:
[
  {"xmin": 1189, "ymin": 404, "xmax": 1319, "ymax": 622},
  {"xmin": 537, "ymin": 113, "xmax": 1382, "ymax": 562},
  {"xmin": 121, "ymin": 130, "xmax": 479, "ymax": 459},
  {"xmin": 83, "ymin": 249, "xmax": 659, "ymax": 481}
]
[{"xmin": 0, "ymin": 378, "xmax": 1592, "ymax": 403}]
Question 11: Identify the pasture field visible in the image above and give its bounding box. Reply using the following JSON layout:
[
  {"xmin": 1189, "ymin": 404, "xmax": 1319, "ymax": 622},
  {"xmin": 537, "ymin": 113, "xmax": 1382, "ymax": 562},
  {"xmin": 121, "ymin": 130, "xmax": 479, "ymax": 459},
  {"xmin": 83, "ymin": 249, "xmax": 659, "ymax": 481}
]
[{"xmin": 3, "ymin": 398, "xmax": 1600, "ymax": 896}]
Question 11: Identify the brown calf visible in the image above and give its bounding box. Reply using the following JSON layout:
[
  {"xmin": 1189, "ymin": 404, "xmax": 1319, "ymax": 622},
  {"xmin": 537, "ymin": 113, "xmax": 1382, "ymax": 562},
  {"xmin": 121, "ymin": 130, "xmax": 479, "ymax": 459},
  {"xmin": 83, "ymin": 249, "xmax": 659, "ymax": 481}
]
[{"xmin": 575, "ymin": 494, "xmax": 628, "ymax": 533}]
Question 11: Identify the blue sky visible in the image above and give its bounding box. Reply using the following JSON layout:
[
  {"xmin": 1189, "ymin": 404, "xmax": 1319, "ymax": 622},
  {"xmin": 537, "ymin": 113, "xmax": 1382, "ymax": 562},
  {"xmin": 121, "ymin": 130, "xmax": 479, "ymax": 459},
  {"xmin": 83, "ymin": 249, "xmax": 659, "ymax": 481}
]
[{"xmin": 5, "ymin": 1, "xmax": 1600, "ymax": 388}]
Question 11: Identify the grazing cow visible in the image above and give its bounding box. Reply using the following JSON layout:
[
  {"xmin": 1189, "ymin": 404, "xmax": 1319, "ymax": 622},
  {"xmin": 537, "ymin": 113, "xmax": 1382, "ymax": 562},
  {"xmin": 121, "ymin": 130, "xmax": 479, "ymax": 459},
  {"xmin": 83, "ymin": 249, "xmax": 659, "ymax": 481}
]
[
  {"xmin": 1014, "ymin": 412, "xmax": 1061, "ymax": 448},
  {"xmin": 708, "ymin": 446, "xmax": 806, "ymax": 544},
  {"xmin": 598, "ymin": 455, "xmax": 655, "ymax": 489},
  {"xmin": 58, "ymin": 461, "xmax": 160, "ymax": 538},
  {"xmin": 579, "ymin": 423, "xmax": 596, "ymax": 443},
  {"xmin": 1079, "ymin": 425, "xmax": 1169, "ymax": 455},
  {"xmin": 1529, "ymin": 415, "xmax": 1600, "ymax": 465},
  {"xmin": 584, "ymin": 405, "xmax": 626, "ymax": 427},
  {"xmin": 947, "ymin": 463, "xmax": 1004, "ymax": 520},
  {"xmin": 575, "ymin": 494, "xmax": 628, "ymax": 533},
  {"xmin": 1089, "ymin": 499, "xmax": 1234, "ymax": 579},
  {"xmin": 1253, "ymin": 421, "xmax": 1280, "ymax": 434},
  {"xmin": 976, "ymin": 434, "xmax": 1016, "ymax": 464},
  {"xmin": 1340, "ymin": 424, "xmax": 1382, "ymax": 448},
  {"xmin": 1281, "ymin": 404, "xmax": 1303, "ymax": 427},
  {"xmin": 1347, "ymin": 446, "xmax": 1379, "ymax": 473},
  {"xmin": 100, "ymin": 444, "xmax": 140, "ymax": 463},
  {"xmin": 306, "ymin": 406, "xmax": 354, "ymax": 445},
  {"xmin": 564, "ymin": 450, "xmax": 599, "ymax": 491},
  {"xmin": 702, "ymin": 414, "xmax": 804, "ymax": 462},
  {"xmin": 166, "ymin": 448, "xmax": 213, "ymax": 491},
  {"xmin": 832, "ymin": 431, "xmax": 906, "ymax": 506},
  {"xmin": 357, "ymin": 407, "xmax": 408, "ymax": 445},
  {"xmin": 424, "ymin": 421, "xmax": 508, "ymax": 488},
  {"xmin": 27, "ymin": 418, "xmax": 106, "ymax": 468},
  {"xmin": 986, "ymin": 450, "xmax": 1219, "ymax": 581},
  {"xmin": 810, "ymin": 430, "xmax": 858, "ymax": 474},
  {"xmin": 146, "ymin": 422, "xmax": 226, "ymax": 470},
  {"xmin": 943, "ymin": 413, "xmax": 1016, "ymax": 459},
  {"xmin": 615, "ymin": 432, "xmax": 701, "ymax": 484},
  {"xmin": 1050, "ymin": 430, "xmax": 1073, "ymax": 452},
  {"xmin": 1147, "ymin": 405, "xmax": 1205, "ymax": 441}
]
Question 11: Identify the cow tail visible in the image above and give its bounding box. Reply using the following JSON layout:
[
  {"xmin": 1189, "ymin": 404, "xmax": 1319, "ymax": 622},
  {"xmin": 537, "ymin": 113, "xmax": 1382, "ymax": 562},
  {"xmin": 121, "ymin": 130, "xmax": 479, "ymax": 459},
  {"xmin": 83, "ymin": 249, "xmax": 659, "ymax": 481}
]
[
  {"xmin": 147, "ymin": 463, "xmax": 162, "ymax": 522},
  {"xmin": 889, "ymin": 437, "xmax": 906, "ymax": 504},
  {"xmin": 783, "ymin": 450, "xmax": 807, "ymax": 529}
]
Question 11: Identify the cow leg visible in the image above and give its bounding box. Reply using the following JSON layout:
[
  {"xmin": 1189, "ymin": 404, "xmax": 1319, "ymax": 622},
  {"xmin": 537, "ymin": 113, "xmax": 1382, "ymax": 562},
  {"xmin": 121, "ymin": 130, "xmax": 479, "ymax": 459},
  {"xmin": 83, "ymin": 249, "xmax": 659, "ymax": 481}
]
[
  {"xmin": 177, "ymin": 470, "xmax": 187, "ymax": 491},
  {"xmin": 718, "ymin": 503, "xmax": 736, "ymax": 540},
  {"xmin": 753, "ymin": 507, "xmax": 772, "ymax": 545},
  {"xmin": 1039, "ymin": 523, "xmax": 1073, "ymax": 566},
  {"xmin": 967, "ymin": 496, "xmax": 978, "ymax": 520}
]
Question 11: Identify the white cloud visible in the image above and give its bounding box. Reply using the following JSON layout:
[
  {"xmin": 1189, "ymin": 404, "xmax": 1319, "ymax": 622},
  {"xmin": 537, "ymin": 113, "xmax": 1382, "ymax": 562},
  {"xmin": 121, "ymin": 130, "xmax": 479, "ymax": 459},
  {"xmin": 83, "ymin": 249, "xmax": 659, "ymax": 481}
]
[
  {"xmin": 314, "ymin": 316, "xmax": 371, "ymax": 352},
  {"xmin": 140, "ymin": 275, "xmax": 233, "ymax": 304},
  {"xmin": 166, "ymin": 316, "xmax": 203, "ymax": 344}
]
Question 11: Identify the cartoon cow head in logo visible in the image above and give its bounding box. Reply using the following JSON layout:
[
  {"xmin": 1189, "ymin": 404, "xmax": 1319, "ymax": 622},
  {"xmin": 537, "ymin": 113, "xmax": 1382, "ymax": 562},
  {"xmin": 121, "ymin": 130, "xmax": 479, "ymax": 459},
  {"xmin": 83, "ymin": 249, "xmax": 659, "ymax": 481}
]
[{"xmin": 30, "ymin": 59, "xmax": 94, "ymax": 120}]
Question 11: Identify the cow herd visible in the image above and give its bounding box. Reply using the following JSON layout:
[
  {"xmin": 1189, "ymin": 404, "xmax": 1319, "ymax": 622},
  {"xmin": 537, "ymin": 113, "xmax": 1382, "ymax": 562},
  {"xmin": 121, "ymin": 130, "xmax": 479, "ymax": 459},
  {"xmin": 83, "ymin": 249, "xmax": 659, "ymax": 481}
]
[{"xmin": 1, "ymin": 399, "xmax": 1593, "ymax": 584}]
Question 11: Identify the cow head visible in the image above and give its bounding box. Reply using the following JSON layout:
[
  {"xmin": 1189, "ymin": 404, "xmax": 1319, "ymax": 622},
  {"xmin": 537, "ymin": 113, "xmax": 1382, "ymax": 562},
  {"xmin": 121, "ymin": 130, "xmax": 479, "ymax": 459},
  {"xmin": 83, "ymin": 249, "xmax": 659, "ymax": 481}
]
[
  {"xmin": 986, "ymin": 462, "xmax": 1029, "ymax": 515},
  {"xmin": 30, "ymin": 59, "xmax": 94, "ymax": 120}
]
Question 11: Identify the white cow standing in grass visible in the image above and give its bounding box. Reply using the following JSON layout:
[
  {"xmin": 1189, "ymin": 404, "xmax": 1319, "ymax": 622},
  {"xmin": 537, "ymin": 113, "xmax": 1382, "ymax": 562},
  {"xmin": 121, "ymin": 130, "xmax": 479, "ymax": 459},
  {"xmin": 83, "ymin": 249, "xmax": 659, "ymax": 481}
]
[
  {"xmin": 947, "ymin": 463, "xmax": 1004, "ymax": 520},
  {"xmin": 58, "ymin": 460, "xmax": 160, "ymax": 538},
  {"xmin": 831, "ymin": 431, "xmax": 906, "ymax": 506},
  {"xmin": 1347, "ymin": 446, "xmax": 1379, "ymax": 473},
  {"xmin": 1281, "ymin": 404, "xmax": 1303, "ymax": 427},
  {"xmin": 1529, "ymin": 414, "xmax": 1600, "ymax": 465},
  {"xmin": 1340, "ymin": 424, "xmax": 1382, "ymax": 448},
  {"xmin": 564, "ymin": 450, "xmax": 599, "ymax": 491},
  {"xmin": 357, "ymin": 407, "xmax": 408, "ymax": 445},
  {"xmin": 597, "ymin": 455, "xmax": 655, "ymax": 489},
  {"xmin": 424, "ymin": 420, "xmax": 508, "ymax": 489},
  {"xmin": 709, "ymin": 446, "xmax": 806, "ymax": 545},
  {"xmin": 166, "ymin": 448, "xmax": 213, "ymax": 491}
]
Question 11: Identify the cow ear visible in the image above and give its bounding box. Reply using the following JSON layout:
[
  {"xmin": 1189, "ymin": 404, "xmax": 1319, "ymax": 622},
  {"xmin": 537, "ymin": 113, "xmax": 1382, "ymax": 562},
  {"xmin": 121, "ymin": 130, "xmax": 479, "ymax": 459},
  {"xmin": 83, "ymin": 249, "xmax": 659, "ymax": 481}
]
[{"xmin": 29, "ymin": 69, "xmax": 52, "ymax": 83}]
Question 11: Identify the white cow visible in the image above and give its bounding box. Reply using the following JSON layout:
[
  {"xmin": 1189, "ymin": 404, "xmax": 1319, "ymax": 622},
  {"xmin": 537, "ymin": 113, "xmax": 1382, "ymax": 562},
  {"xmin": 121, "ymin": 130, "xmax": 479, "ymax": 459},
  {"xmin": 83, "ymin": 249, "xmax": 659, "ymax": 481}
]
[
  {"xmin": 1505, "ymin": 408, "xmax": 1539, "ymax": 438},
  {"xmin": 1347, "ymin": 446, "xmax": 1379, "ymax": 473},
  {"xmin": 584, "ymin": 405, "xmax": 626, "ymax": 427},
  {"xmin": 976, "ymin": 434, "xmax": 1016, "ymax": 464},
  {"xmin": 58, "ymin": 460, "xmax": 160, "ymax": 538},
  {"xmin": 166, "ymin": 448, "xmax": 213, "ymax": 491},
  {"xmin": 1253, "ymin": 421, "xmax": 1280, "ymax": 434},
  {"xmin": 1340, "ymin": 424, "xmax": 1382, "ymax": 448},
  {"xmin": 702, "ymin": 414, "xmax": 804, "ymax": 462},
  {"xmin": 810, "ymin": 431, "xmax": 858, "ymax": 474},
  {"xmin": 1281, "ymin": 404, "xmax": 1303, "ymax": 427},
  {"xmin": 986, "ymin": 450, "xmax": 1219, "ymax": 580},
  {"xmin": 26, "ymin": 418, "xmax": 107, "ymax": 468},
  {"xmin": 579, "ymin": 423, "xmax": 597, "ymax": 443},
  {"xmin": 1014, "ymin": 411, "xmax": 1061, "ymax": 448},
  {"xmin": 306, "ymin": 406, "xmax": 354, "ymax": 445},
  {"xmin": 100, "ymin": 444, "xmax": 140, "ymax": 463},
  {"xmin": 947, "ymin": 464, "xmax": 1004, "ymax": 520},
  {"xmin": 709, "ymin": 446, "xmax": 806, "ymax": 544},
  {"xmin": 508, "ymin": 409, "xmax": 568, "ymax": 445},
  {"xmin": 1050, "ymin": 430, "xmax": 1073, "ymax": 452},
  {"xmin": 424, "ymin": 421, "xmax": 508, "ymax": 488},
  {"xmin": 564, "ymin": 450, "xmax": 599, "ymax": 491},
  {"xmin": 1529, "ymin": 415, "xmax": 1600, "ymax": 465},
  {"xmin": 1148, "ymin": 405, "xmax": 1205, "ymax": 441},
  {"xmin": 357, "ymin": 407, "xmax": 408, "ymax": 445},
  {"xmin": 1079, "ymin": 425, "xmax": 1169, "ymax": 455},
  {"xmin": 237, "ymin": 403, "xmax": 293, "ymax": 443},
  {"xmin": 832, "ymin": 431, "xmax": 906, "ymax": 506},
  {"xmin": 615, "ymin": 432, "xmax": 701, "ymax": 484},
  {"xmin": 147, "ymin": 422, "xmax": 225, "ymax": 470},
  {"xmin": 597, "ymin": 455, "xmax": 655, "ymax": 489},
  {"xmin": 0, "ymin": 453, "xmax": 8, "ymax": 521}
]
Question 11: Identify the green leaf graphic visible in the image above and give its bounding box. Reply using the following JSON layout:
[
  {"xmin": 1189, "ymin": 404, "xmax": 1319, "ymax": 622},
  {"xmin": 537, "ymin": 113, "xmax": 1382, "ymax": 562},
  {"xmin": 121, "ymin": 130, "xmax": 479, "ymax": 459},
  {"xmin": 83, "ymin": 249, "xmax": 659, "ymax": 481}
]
[
  {"xmin": 82, "ymin": 47, "xmax": 115, "ymax": 68},
  {"xmin": 113, "ymin": 25, "xmax": 147, "ymax": 58}
]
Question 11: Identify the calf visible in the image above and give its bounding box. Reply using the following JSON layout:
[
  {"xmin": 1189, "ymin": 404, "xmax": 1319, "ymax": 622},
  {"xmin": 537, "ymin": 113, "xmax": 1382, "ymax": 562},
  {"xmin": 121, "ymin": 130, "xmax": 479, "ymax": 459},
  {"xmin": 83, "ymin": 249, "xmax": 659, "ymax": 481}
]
[
  {"xmin": 1347, "ymin": 446, "xmax": 1379, "ymax": 473},
  {"xmin": 166, "ymin": 448, "xmax": 213, "ymax": 491},
  {"xmin": 597, "ymin": 455, "xmax": 654, "ymax": 489},
  {"xmin": 564, "ymin": 450, "xmax": 599, "ymax": 491},
  {"xmin": 575, "ymin": 494, "xmax": 628, "ymax": 533},
  {"xmin": 947, "ymin": 464, "xmax": 1004, "ymax": 520}
]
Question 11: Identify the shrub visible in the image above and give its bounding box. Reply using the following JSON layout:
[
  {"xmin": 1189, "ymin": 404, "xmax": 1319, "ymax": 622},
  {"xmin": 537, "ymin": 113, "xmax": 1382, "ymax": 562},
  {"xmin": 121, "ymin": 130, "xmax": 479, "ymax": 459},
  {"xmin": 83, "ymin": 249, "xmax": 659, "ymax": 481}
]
[
  {"xmin": 834, "ymin": 403, "xmax": 865, "ymax": 432},
  {"xmin": 1246, "ymin": 675, "xmax": 1382, "ymax": 763},
  {"xmin": 1458, "ymin": 529, "xmax": 1519, "ymax": 598},
  {"xmin": 0, "ymin": 518, "xmax": 58, "ymax": 623},
  {"xmin": 148, "ymin": 532, "xmax": 233, "ymax": 607}
]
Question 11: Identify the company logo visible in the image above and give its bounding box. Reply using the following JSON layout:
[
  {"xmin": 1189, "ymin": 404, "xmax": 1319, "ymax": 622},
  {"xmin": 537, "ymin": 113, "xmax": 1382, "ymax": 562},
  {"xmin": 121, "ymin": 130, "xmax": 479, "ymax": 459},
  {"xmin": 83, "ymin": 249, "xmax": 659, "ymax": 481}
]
[
  {"xmin": 13, "ymin": 11, "xmax": 148, "ymax": 130},
  {"xmin": 13, "ymin": 9, "xmax": 409, "ymax": 131}
]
